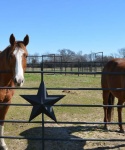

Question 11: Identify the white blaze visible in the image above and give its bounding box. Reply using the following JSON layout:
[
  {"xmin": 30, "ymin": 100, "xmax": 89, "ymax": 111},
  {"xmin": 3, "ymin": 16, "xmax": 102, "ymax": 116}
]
[{"xmin": 13, "ymin": 48, "xmax": 24, "ymax": 87}]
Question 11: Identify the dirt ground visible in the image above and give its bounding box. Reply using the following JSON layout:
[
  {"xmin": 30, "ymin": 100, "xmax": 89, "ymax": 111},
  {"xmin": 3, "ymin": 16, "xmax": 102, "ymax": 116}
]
[{"xmin": 7, "ymin": 123, "xmax": 125, "ymax": 150}]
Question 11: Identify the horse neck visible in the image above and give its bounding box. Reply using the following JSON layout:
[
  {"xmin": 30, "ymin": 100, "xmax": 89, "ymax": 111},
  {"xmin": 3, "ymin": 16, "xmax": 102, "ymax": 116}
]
[{"xmin": 0, "ymin": 48, "xmax": 14, "ymax": 87}]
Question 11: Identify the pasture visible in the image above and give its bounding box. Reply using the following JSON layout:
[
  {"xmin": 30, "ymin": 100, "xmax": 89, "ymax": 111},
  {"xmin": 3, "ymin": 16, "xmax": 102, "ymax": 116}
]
[{"xmin": 4, "ymin": 73, "xmax": 125, "ymax": 150}]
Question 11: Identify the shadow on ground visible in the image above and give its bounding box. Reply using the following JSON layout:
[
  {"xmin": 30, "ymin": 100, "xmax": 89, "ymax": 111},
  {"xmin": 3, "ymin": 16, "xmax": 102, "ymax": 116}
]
[{"xmin": 20, "ymin": 125, "xmax": 125, "ymax": 150}]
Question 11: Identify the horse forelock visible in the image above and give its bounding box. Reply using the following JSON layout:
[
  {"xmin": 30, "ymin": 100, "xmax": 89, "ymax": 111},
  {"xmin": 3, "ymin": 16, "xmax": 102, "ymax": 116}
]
[
  {"xmin": 13, "ymin": 41, "xmax": 28, "ymax": 53},
  {"xmin": 3, "ymin": 41, "xmax": 28, "ymax": 57}
]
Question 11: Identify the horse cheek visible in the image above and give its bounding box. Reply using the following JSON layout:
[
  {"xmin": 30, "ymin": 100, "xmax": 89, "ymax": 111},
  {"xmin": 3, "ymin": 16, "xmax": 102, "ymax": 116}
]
[{"xmin": 22, "ymin": 58, "xmax": 27, "ymax": 72}]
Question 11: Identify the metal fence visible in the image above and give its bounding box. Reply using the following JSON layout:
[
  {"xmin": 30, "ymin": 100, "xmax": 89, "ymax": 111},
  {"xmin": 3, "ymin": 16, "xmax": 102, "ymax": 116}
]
[
  {"xmin": 1, "ymin": 67, "xmax": 125, "ymax": 150},
  {"xmin": 27, "ymin": 61, "xmax": 105, "ymax": 73}
]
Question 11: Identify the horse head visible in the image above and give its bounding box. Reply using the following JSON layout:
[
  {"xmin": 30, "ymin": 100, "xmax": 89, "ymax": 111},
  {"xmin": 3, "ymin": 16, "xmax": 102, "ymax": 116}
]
[{"xmin": 8, "ymin": 34, "xmax": 29, "ymax": 87}]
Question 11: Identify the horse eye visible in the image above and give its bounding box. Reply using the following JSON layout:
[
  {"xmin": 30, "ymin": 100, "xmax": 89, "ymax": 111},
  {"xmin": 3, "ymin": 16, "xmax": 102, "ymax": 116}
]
[{"xmin": 24, "ymin": 54, "xmax": 28, "ymax": 58}]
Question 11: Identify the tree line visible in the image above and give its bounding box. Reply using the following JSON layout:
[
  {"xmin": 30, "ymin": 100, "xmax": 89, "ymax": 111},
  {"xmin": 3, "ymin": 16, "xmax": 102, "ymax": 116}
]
[{"xmin": 27, "ymin": 48, "xmax": 125, "ymax": 65}]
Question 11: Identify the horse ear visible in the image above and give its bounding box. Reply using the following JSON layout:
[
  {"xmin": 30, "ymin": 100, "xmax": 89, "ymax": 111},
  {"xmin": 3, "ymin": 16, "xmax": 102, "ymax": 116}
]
[
  {"xmin": 9, "ymin": 34, "xmax": 15, "ymax": 46},
  {"xmin": 23, "ymin": 35, "xmax": 29, "ymax": 46}
]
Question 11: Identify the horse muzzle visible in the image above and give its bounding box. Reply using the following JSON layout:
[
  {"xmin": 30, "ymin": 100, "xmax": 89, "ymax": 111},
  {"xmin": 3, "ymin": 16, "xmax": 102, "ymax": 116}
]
[{"xmin": 14, "ymin": 77, "xmax": 24, "ymax": 87}]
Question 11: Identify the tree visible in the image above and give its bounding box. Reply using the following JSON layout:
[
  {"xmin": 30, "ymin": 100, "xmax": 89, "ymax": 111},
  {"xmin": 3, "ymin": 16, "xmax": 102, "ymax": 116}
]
[
  {"xmin": 102, "ymin": 56, "xmax": 114, "ymax": 62},
  {"xmin": 58, "ymin": 49, "xmax": 75, "ymax": 62},
  {"xmin": 118, "ymin": 48, "xmax": 125, "ymax": 58},
  {"xmin": 75, "ymin": 51, "xmax": 88, "ymax": 62},
  {"xmin": 31, "ymin": 53, "xmax": 40, "ymax": 64},
  {"xmin": 27, "ymin": 54, "xmax": 32, "ymax": 64}
]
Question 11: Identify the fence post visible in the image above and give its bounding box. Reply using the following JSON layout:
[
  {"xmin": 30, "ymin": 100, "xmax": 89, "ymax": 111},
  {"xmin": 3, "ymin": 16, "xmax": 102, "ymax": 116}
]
[
  {"xmin": 78, "ymin": 61, "xmax": 80, "ymax": 76},
  {"xmin": 41, "ymin": 57, "xmax": 45, "ymax": 150}
]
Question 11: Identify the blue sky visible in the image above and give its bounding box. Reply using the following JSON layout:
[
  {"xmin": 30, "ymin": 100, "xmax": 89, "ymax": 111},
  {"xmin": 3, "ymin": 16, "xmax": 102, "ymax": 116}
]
[{"xmin": 0, "ymin": 0, "xmax": 125, "ymax": 56}]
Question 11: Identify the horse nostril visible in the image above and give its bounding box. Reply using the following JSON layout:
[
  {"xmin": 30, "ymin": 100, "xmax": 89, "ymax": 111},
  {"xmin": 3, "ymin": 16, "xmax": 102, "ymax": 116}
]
[
  {"xmin": 14, "ymin": 78, "xmax": 17, "ymax": 83},
  {"xmin": 14, "ymin": 75, "xmax": 24, "ymax": 87}
]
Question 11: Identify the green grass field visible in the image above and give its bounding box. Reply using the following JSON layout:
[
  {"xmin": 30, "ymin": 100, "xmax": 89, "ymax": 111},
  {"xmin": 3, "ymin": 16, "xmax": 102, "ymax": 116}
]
[{"xmin": 4, "ymin": 73, "xmax": 125, "ymax": 150}]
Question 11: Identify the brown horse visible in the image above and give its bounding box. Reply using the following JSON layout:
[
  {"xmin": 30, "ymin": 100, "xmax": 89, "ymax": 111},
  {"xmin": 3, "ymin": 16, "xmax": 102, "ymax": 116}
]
[
  {"xmin": 101, "ymin": 58, "xmax": 125, "ymax": 133},
  {"xmin": 0, "ymin": 34, "xmax": 29, "ymax": 150}
]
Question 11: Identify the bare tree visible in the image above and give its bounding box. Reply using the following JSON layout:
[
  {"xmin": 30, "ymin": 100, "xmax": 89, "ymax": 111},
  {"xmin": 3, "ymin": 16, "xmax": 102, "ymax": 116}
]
[
  {"xmin": 28, "ymin": 53, "xmax": 40, "ymax": 66},
  {"xmin": 58, "ymin": 49, "xmax": 75, "ymax": 62},
  {"xmin": 75, "ymin": 51, "xmax": 89, "ymax": 62},
  {"xmin": 27, "ymin": 54, "xmax": 32, "ymax": 64},
  {"xmin": 102, "ymin": 56, "xmax": 114, "ymax": 62},
  {"xmin": 118, "ymin": 48, "xmax": 125, "ymax": 58}
]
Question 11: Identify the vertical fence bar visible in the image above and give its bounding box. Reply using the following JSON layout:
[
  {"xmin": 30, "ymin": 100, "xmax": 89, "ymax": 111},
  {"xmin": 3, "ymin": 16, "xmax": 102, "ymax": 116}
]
[
  {"xmin": 41, "ymin": 56, "xmax": 45, "ymax": 150},
  {"xmin": 78, "ymin": 61, "xmax": 80, "ymax": 76},
  {"xmin": 41, "ymin": 56, "xmax": 44, "ymax": 81},
  {"xmin": 65, "ymin": 62, "xmax": 66, "ymax": 76},
  {"xmin": 42, "ymin": 113, "xmax": 45, "ymax": 150}
]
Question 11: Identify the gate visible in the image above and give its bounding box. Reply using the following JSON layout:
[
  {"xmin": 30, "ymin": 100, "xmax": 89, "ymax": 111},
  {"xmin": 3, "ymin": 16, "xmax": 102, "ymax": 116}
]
[{"xmin": 0, "ymin": 68, "xmax": 125, "ymax": 150}]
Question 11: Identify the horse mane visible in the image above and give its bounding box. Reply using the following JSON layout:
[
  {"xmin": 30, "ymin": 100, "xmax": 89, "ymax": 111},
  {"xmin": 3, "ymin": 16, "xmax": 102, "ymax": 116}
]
[{"xmin": 0, "ymin": 45, "xmax": 11, "ymax": 59}]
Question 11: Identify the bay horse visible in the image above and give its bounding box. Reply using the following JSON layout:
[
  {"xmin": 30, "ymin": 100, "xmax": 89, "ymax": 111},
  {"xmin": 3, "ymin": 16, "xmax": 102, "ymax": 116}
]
[
  {"xmin": 0, "ymin": 34, "xmax": 29, "ymax": 150},
  {"xmin": 101, "ymin": 58, "xmax": 125, "ymax": 133}
]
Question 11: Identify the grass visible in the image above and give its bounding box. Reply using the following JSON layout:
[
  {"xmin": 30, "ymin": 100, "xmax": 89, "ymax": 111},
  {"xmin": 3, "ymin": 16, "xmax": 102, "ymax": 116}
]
[{"xmin": 4, "ymin": 73, "xmax": 125, "ymax": 149}]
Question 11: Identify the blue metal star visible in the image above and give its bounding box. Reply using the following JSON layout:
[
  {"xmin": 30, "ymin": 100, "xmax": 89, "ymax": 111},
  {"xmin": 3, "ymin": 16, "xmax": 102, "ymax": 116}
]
[{"xmin": 20, "ymin": 81, "xmax": 65, "ymax": 122}]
